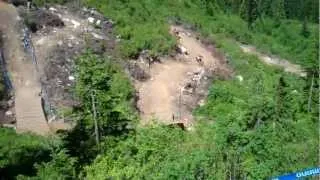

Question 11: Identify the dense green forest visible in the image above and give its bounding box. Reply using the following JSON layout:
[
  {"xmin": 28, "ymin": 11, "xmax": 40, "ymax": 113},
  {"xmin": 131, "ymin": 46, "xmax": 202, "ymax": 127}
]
[{"xmin": 1, "ymin": 0, "xmax": 319, "ymax": 179}]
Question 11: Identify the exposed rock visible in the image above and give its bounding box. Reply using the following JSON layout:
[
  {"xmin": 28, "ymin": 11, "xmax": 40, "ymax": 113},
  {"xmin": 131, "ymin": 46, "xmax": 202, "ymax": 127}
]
[
  {"xmin": 71, "ymin": 19, "xmax": 80, "ymax": 28},
  {"xmin": 7, "ymin": 100, "xmax": 14, "ymax": 107},
  {"xmin": 5, "ymin": 111, "xmax": 13, "ymax": 117},
  {"xmin": 96, "ymin": 19, "xmax": 101, "ymax": 26},
  {"xmin": 91, "ymin": 32, "xmax": 104, "ymax": 40},
  {"xmin": 176, "ymin": 45, "xmax": 188, "ymax": 55},
  {"xmin": 49, "ymin": 7, "xmax": 58, "ymax": 12},
  {"xmin": 198, "ymin": 99, "xmax": 205, "ymax": 106},
  {"xmin": 16, "ymin": 15, "xmax": 21, "ymax": 21},
  {"xmin": 68, "ymin": 76, "xmax": 75, "ymax": 81},
  {"xmin": 57, "ymin": 40, "xmax": 63, "ymax": 46},
  {"xmin": 88, "ymin": 17, "xmax": 95, "ymax": 23}
]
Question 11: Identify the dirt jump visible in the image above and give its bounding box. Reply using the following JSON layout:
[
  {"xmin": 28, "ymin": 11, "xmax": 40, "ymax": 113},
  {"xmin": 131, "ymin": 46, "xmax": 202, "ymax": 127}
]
[
  {"xmin": 0, "ymin": 1, "xmax": 49, "ymax": 135},
  {"xmin": 137, "ymin": 25, "xmax": 231, "ymax": 126}
]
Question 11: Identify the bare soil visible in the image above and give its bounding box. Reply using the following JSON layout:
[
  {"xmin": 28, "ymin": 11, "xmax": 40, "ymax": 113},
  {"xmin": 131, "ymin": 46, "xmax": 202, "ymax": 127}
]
[
  {"xmin": 136, "ymin": 25, "xmax": 231, "ymax": 126},
  {"xmin": 0, "ymin": 1, "xmax": 49, "ymax": 134},
  {"xmin": 240, "ymin": 44, "xmax": 306, "ymax": 77}
]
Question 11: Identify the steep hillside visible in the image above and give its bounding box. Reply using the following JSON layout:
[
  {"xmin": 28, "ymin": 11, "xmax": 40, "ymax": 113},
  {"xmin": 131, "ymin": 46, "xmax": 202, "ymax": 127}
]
[{"xmin": 0, "ymin": 0, "xmax": 318, "ymax": 179}]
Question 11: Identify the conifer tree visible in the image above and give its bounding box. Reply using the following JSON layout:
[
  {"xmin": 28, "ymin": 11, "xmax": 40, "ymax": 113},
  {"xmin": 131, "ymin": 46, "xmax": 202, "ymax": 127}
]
[{"xmin": 272, "ymin": 0, "xmax": 286, "ymax": 26}]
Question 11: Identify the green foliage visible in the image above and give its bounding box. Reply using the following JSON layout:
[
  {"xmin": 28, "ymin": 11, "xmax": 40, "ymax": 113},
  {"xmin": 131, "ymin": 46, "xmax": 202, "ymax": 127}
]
[
  {"xmin": 272, "ymin": 0, "xmax": 286, "ymax": 26},
  {"xmin": 242, "ymin": 0, "xmax": 259, "ymax": 29},
  {"xmin": 31, "ymin": 150, "xmax": 77, "ymax": 180},
  {"xmin": 0, "ymin": 128, "xmax": 57, "ymax": 179},
  {"xmin": 85, "ymin": 33, "xmax": 317, "ymax": 179},
  {"xmin": 1, "ymin": 1, "xmax": 318, "ymax": 179},
  {"xmin": 86, "ymin": 125, "xmax": 221, "ymax": 179},
  {"xmin": 74, "ymin": 52, "xmax": 136, "ymax": 135},
  {"xmin": 194, "ymin": 38, "xmax": 318, "ymax": 179},
  {"xmin": 62, "ymin": 52, "xmax": 137, "ymax": 165},
  {"xmin": 301, "ymin": 18, "xmax": 310, "ymax": 38},
  {"xmin": 17, "ymin": 150, "xmax": 77, "ymax": 180},
  {"xmin": 85, "ymin": 0, "xmax": 318, "ymax": 68}
]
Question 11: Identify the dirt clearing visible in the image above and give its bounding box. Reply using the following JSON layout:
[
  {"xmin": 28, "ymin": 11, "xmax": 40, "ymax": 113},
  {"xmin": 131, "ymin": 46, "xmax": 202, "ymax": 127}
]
[{"xmin": 136, "ymin": 25, "xmax": 231, "ymax": 126}]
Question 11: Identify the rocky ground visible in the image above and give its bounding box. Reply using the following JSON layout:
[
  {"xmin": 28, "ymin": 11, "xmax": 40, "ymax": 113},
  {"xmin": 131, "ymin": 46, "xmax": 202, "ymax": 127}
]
[{"xmin": 29, "ymin": 5, "xmax": 115, "ymax": 123}]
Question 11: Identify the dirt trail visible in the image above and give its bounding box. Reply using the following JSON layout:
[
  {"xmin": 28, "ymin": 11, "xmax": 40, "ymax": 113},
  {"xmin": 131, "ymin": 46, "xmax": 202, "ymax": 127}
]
[
  {"xmin": 240, "ymin": 44, "xmax": 306, "ymax": 77},
  {"xmin": 0, "ymin": 2, "xmax": 50, "ymax": 135},
  {"xmin": 137, "ymin": 26, "xmax": 228, "ymax": 125}
]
